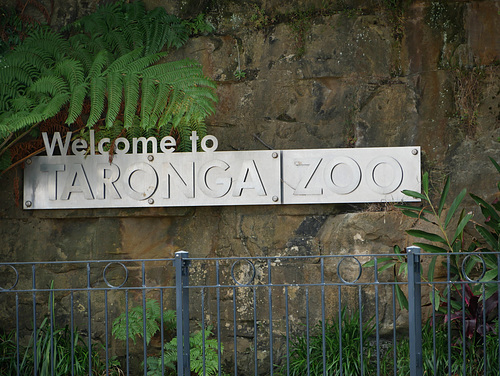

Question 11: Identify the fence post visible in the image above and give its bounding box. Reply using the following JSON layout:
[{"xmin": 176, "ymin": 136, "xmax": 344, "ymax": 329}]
[
  {"xmin": 407, "ymin": 246, "xmax": 423, "ymax": 376},
  {"xmin": 175, "ymin": 251, "xmax": 190, "ymax": 376}
]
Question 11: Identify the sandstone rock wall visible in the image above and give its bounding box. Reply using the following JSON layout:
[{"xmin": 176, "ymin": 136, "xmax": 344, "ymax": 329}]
[{"xmin": 0, "ymin": 0, "xmax": 499, "ymax": 373}]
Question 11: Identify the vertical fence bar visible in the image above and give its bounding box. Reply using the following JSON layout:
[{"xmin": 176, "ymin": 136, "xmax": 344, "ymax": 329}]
[
  {"xmin": 175, "ymin": 251, "xmax": 190, "ymax": 376},
  {"xmin": 142, "ymin": 262, "xmax": 148, "ymax": 376},
  {"xmin": 407, "ymin": 246, "xmax": 423, "ymax": 376},
  {"xmin": 32, "ymin": 264, "xmax": 37, "ymax": 376}
]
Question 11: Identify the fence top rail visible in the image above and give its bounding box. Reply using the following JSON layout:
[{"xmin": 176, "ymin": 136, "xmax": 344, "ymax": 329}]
[
  {"xmin": 2, "ymin": 250, "xmax": 500, "ymax": 267},
  {"xmin": 0, "ymin": 257, "xmax": 176, "ymax": 267}
]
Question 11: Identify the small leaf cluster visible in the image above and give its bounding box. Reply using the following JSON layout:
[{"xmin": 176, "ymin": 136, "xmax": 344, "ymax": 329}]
[{"xmin": 112, "ymin": 299, "xmax": 175, "ymax": 346}]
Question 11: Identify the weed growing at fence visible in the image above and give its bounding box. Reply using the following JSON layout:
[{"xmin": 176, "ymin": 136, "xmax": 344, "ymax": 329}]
[
  {"xmin": 112, "ymin": 299, "xmax": 223, "ymax": 375},
  {"xmin": 281, "ymin": 308, "xmax": 375, "ymax": 376}
]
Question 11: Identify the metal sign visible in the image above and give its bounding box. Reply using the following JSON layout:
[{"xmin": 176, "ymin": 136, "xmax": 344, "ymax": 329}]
[{"xmin": 23, "ymin": 132, "xmax": 421, "ymax": 209}]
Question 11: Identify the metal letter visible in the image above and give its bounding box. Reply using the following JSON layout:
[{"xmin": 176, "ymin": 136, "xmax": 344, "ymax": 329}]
[
  {"xmin": 42, "ymin": 132, "xmax": 72, "ymax": 157},
  {"xmin": 114, "ymin": 138, "xmax": 130, "ymax": 155},
  {"xmin": 199, "ymin": 160, "xmax": 232, "ymax": 198},
  {"xmin": 366, "ymin": 156, "xmax": 403, "ymax": 194},
  {"xmin": 323, "ymin": 156, "xmax": 361, "ymax": 194},
  {"xmin": 96, "ymin": 163, "xmax": 121, "ymax": 199},
  {"xmin": 40, "ymin": 164, "xmax": 65, "ymax": 200},
  {"xmin": 71, "ymin": 138, "xmax": 88, "ymax": 156},
  {"xmin": 293, "ymin": 158, "xmax": 323, "ymax": 195},
  {"xmin": 201, "ymin": 135, "xmax": 218, "ymax": 152},
  {"xmin": 133, "ymin": 137, "xmax": 158, "ymax": 154},
  {"xmin": 163, "ymin": 162, "xmax": 195, "ymax": 199},
  {"xmin": 232, "ymin": 160, "xmax": 266, "ymax": 197},
  {"xmin": 122, "ymin": 163, "xmax": 158, "ymax": 200},
  {"xmin": 60, "ymin": 164, "xmax": 94, "ymax": 200}
]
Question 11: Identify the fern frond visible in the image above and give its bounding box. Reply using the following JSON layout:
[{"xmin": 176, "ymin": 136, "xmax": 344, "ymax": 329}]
[
  {"xmin": 66, "ymin": 42, "xmax": 94, "ymax": 74},
  {"xmin": 87, "ymin": 76, "xmax": 106, "ymax": 127},
  {"xmin": 105, "ymin": 72, "xmax": 123, "ymax": 128},
  {"xmin": 123, "ymin": 73, "xmax": 140, "ymax": 129},
  {"xmin": 72, "ymin": 2, "xmax": 123, "ymax": 35},
  {"xmin": 66, "ymin": 83, "xmax": 88, "ymax": 124},
  {"xmin": 55, "ymin": 59, "xmax": 85, "ymax": 90},
  {"xmin": 21, "ymin": 28, "xmax": 69, "ymax": 64},
  {"xmin": 148, "ymin": 82, "xmax": 172, "ymax": 128},
  {"xmin": 88, "ymin": 49, "xmax": 111, "ymax": 81},
  {"xmin": 139, "ymin": 77, "xmax": 157, "ymax": 129},
  {"xmin": 0, "ymin": 65, "xmax": 35, "ymax": 87},
  {"xmin": 10, "ymin": 95, "xmax": 36, "ymax": 112},
  {"xmin": 122, "ymin": 52, "xmax": 166, "ymax": 74},
  {"xmin": 103, "ymin": 29, "xmax": 132, "ymax": 56},
  {"xmin": 104, "ymin": 48, "xmax": 143, "ymax": 75},
  {"xmin": 29, "ymin": 76, "xmax": 69, "ymax": 97}
]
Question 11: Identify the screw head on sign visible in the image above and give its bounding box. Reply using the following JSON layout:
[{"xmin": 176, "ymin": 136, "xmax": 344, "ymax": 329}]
[
  {"xmin": 148, "ymin": 155, "xmax": 154, "ymax": 162},
  {"xmin": 412, "ymin": 149, "xmax": 418, "ymax": 155},
  {"xmin": 148, "ymin": 198, "xmax": 154, "ymax": 205},
  {"xmin": 25, "ymin": 201, "xmax": 32, "ymax": 208},
  {"xmin": 272, "ymin": 196, "xmax": 279, "ymax": 202},
  {"xmin": 272, "ymin": 152, "xmax": 278, "ymax": 159}
]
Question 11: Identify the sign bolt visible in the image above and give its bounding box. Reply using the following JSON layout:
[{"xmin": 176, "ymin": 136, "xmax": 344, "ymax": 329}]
[
  {"xmin": 25, "ymin": 201, "xmax": 32, "ymax": 208},
  {"xmin": 272, "ymin": 196, "xmax": 279, "ymax": 202},
  {"xmin": 148, "ymin": 198, "xmax": 154, "ymax": 205},
  {"xmin": 412, "ymin": 149, "xmax": 418, "ymax": 155},
  {"xmin": 26, "ymin": 159, "xmax": 32, "ymax": 165},
  {"xmin": 272, "ymin": 152, "xmax": 278, "ymax": 159},
  {"xmin": 148, "ymin": 155, "xmax": 154, "ymax": 162}
]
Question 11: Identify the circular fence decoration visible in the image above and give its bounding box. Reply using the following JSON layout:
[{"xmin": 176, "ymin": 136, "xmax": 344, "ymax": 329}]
[
  {"xmin": 103, "ymin": 262, "xmax": 129, "ymax": 288},
  {"xmin": 461, "ymin": 254, "xmax": 486, "ymax": 283},
  {"xmin": 337, "ymin": 256, "xmax": 362, "ymax": 284},
  {"xmin": 231, "ymin": 259, "xmax": 256, "ymax": 286},
  {"xmin": 0, "ymin": 265, "xmax": 19, "ymax": 291}
]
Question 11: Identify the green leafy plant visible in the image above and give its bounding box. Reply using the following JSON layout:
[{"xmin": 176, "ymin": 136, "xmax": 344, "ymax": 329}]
[
  {"xmin": 381, "ymin": 319, "xmax": 500, "ymax": 375},
  {"xmin": 112, "ymin": 299, "xmax": 175, "ymax": 345},
  {"xmin": 366, "ymin": 158, "xmax": 500, "ymax": 311},
  {"xmin": 0, "ymin": 1, "xmax": 217, "ymax": 171},
  {"xmin": 0, "ymin": 284, "xmax": 122, "ymax": 375},
  {"xmin": 146, "ymin": 324, "xmax": 221, "ymax": 376},
  {"xmin": 234, "ymin": 69, "xmax": 246, "ymax": 80},
  {"xmin": 283, "ymin": 308, "xmax": 375, "ymax": 376},
  {"xmin": 112, "ymin": 299, "xmax": 222, "ymax": 376}
]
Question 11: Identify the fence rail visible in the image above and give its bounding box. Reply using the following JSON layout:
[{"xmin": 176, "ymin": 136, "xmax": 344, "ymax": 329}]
[{"xmin": 0, "ymin": 247, "xmax": 499, "ymax": 376}]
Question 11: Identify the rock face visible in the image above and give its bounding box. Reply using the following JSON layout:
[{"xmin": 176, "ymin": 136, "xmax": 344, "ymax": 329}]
[{"xmin": 0, "ymin": 0, "xmax": 499, "ymax": 374}]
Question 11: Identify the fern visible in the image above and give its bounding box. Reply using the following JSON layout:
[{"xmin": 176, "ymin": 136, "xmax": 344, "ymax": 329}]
[
  {"xmin": 0, "ymin": 1, "xmax": 217, "ymax": 171},
  {"xmin": 111, "ymin": 299, "xmax": 167, "ymax": 346}
]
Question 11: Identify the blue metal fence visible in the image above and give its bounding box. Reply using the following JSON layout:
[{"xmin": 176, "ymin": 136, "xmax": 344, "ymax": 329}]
[{"xmin": 0, "ymin": 248, "xmax": 499, "ymax": 376}]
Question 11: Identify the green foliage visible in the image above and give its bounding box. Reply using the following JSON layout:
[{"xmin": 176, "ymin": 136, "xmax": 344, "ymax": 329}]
[
  {"xmin": 381, "ymin": 320, "xmax": 500, "ymax": 375},
  {"xmin": 282, "ymin": 308, "xmax": 375, "ymax": 376},
  {"xmin": 0, "ymin": 285, "xmax": 121, "ymax": 375},
  {"xmin": 147, "ymin": 325, "xmax": 221, "ymax": 376},
  {"xmin": 112, "ymin": 299, "xmax": 175, "ymax": 346},
  {"xmin": 234, "ymin": 69, "xmax": 246, "ymax": 80},
  {"xmin": 0, "ymin": 1, "xmax": 217, "ymax": 170},
  {"xmin": 112, "ymin": 299, "xmax": 222, "ymax": 376},
  {"xmin": 367, "ymin": 158, "xmax": 500, "ymax": 311}
]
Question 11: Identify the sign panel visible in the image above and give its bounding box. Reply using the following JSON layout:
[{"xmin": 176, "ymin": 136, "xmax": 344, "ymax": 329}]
[
  {"xmin": 282, "ymin": 147, "xmax": 420, "ymax": 204},
  {"xmin": 23, "ymin": 131, "xmax": 421, "ymax": 209},
  {"xmin": 24, "ymin": 150, "xmax": 281, "ymax": 209}
]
